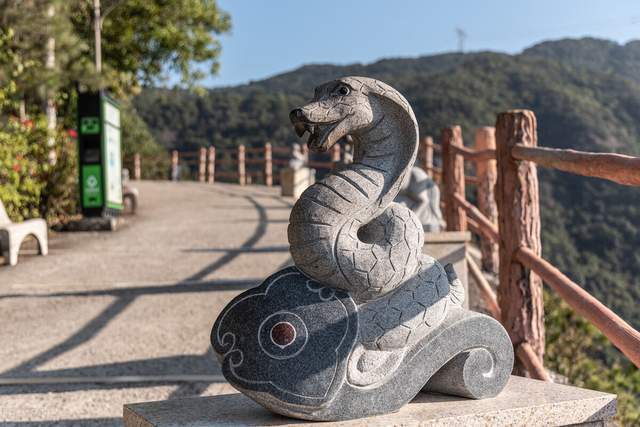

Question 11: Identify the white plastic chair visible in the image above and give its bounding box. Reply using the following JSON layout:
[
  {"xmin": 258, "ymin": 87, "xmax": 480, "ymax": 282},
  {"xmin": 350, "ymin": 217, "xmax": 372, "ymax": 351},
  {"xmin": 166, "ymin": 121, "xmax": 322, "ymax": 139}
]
[{"xmin": 0, "ymin": 200, "xmax": 48, "ymax": 266}]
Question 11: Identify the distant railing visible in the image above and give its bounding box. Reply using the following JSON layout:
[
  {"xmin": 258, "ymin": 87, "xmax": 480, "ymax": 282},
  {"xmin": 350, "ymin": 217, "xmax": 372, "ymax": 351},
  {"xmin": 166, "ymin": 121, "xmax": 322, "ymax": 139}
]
[
  {"xmin": 125, "ymin": 142, "xmax": 345, "ymax": 186},
  {"xmin": 431, "ymin": 110, "xmax": 640, "ymax": 380}
]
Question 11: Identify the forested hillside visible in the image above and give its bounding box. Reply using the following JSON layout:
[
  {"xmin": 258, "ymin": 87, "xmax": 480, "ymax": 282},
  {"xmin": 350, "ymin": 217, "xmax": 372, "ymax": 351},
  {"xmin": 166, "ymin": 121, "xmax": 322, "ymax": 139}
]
[
  {"xmin": 134, "ymin": 38, "xmax": 640, "ymax": 334},
  {"xmin": 523, "ymin": 37, "xmax": 640, "ymax": 85}
]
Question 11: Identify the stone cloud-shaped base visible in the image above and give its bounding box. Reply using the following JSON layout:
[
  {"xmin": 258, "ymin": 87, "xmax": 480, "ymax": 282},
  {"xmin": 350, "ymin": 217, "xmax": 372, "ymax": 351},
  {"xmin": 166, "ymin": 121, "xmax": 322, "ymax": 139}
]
[{"xmin": 212, "ymin": 267, "xmax": 358, "ymax": 409}]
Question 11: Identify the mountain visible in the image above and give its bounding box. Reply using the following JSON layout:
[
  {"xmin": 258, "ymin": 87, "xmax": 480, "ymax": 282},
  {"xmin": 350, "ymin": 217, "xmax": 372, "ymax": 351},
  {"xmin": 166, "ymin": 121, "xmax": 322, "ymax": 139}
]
[
  {"xmin": 523, "ymin": 37, "xmax": 640, "ymax": 85},
  {"xmin": 133, "ymin": 38, "xmax": 640, "ymax": 334}
]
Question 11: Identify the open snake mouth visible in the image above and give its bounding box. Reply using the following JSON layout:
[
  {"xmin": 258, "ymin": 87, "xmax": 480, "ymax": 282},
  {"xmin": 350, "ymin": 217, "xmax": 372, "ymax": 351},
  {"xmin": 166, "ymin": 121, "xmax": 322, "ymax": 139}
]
[{"xmin": 293, "ymin": 116, "xmax": 348, "ymax": 152}]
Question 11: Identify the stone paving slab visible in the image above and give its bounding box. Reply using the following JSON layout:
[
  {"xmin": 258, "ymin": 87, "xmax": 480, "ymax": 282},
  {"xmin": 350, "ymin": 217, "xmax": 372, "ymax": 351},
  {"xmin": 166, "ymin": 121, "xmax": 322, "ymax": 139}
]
[
  {"xmin": 0, "ymin": 182, "xmax": 293, "ymax": 425},
  {"xmin": 123, "ymin": 376, "xmax": 616, "ymax": 426}
]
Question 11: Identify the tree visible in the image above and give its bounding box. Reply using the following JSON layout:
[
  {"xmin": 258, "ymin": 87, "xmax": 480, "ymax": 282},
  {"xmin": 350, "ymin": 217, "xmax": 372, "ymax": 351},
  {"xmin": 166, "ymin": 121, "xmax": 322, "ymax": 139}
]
[
  {"xmin": 1, "ymin": 0, "xmax": 231, "ymax": 118},
  {"xmin": 0, "ymin": 0, "xmax": 94, "ymax": 120},
  {"xmin": 0, "ymin": 1, "xmax": 231, "ymax": 219},
  {"xmin": 69, "ymin": 0, "xmax": 231, "ymax": 93}
]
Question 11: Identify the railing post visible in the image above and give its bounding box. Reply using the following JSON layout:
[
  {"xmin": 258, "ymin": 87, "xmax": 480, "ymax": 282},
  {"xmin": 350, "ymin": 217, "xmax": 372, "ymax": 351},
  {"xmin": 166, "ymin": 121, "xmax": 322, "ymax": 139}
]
[
  {"xmin": 331, "ymin": 143, "xmax": 341, "ymax": 169},
  {"xmin": 441, "ymin": 126, "xmax": 467, "ymax": 231},
  {"xmin": 207, "ymin": 146, "xmax": 215, "ymax": 184},
  {"xmin": 265, "ymin": 142, "xmax": 273, "ymax": 186},
  {"xmin": 171, "ymin": 150, "xmax": 179, "ymax": 181},
  {"xmin": 198, "ymin": 147, "xmax": 206, "ymax": 182},
  {"xmin": 476, "ymin": 127, "xmax": 499, "ymax": 274},
  {"xmin": 420, "ymin": 136, "xmax": 434, "ymax": 177},
  {"xmin": 133, "ymin": 153, "xmax": 141, "ymax": 180},
  {"xmin": 495, "ymin": 110, "xmax": 545, "ymax": 373},
  {"xmin": 238, "ymin": 144, "xmax": 246, "ymax": 185}
]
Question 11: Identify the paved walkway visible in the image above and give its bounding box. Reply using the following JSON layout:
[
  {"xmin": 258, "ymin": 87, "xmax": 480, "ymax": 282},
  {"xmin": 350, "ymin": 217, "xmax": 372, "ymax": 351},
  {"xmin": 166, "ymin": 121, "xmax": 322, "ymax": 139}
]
[{"xmin": 0, "ymin": 181, "xmax": 295, "ymax": 425}]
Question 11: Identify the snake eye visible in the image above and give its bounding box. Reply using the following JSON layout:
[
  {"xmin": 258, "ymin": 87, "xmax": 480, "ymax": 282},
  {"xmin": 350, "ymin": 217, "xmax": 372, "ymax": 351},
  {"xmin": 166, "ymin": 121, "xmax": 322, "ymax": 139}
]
[
  {"xmin": 271, "ymin": 322, "xmax": 296, "ymax": 348},
  {"xmin": 337, "ymin": 85, "xmax": 350, "ymax": 96},
  {"xmin": 258, "ymin": 312, "xmax": 308, "ymax": 359}
]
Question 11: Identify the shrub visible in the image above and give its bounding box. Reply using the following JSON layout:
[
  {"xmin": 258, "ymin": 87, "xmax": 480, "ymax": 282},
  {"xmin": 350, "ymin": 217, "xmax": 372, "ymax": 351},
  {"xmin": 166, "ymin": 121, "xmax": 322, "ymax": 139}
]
[
  {"xmin": 0, "ymin": 117, "xmax": 78, "ymax": 223},
  {"xmin": 544, "ymin": 291, "xmax": 640, "ymax": 424}
]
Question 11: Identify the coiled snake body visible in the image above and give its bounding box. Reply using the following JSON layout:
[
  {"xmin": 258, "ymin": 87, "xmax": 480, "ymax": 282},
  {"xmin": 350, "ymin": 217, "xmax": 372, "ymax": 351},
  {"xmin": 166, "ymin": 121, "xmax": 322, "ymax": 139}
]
[{"xmin": 289, "ymin": 77, "xmax": 424, "ymax": 303}]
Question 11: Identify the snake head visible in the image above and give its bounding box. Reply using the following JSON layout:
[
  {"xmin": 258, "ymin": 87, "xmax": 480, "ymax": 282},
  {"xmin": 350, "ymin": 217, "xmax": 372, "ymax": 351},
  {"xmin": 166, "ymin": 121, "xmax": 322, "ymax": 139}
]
[{"xmin": 290, "ymin": 77, "xmax": 374, "ymax": 152}]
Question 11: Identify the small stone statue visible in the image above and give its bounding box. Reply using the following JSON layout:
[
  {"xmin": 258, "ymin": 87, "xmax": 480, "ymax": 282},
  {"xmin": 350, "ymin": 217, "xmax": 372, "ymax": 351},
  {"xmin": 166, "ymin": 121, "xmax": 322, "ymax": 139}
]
[
  {"xmin": 342, "ymin": 135, "xmax": 354, "ymax": 164},
  {"xmin": 281, "ymin": 143, "xmax": 314, "ymax": 198},
  {"xmin": 212, "ymin": 77, "xmax": 513, "ymax": 421},
  {"xmin": 288, "ymin": 143, "xmax": 306, "ymax": 170},
  {"xmin": 121, "ymin": 169, "xmax": 139, "ymax": 215},
  {"xmin": 395, "ymin": 166, "xmax": 444, "ymax": 232}
]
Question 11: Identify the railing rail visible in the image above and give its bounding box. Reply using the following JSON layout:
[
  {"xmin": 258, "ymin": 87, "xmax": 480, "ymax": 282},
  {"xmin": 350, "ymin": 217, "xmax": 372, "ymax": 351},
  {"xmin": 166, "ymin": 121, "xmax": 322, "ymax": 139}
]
[
  {"xmin": 512, "ymin": 144, "xmax": 640, "ymax": 186},
  {"xmin": 451, "ymin": 144, "xmax": 496, "ymax": 161},
  {"xmin": 515, "ymin": 246, "xmax": 640, "ymax": 367},
  {"xmin": 516, "ymin": 342, "xmax": 551, "ymax": 382},
  {"xmin": 466, "ymin": 254, "xmax": 501, "ymax": 320},
  {"xmin": 453, "ymin": 193, "xmax": 499, "ymax": 242}
]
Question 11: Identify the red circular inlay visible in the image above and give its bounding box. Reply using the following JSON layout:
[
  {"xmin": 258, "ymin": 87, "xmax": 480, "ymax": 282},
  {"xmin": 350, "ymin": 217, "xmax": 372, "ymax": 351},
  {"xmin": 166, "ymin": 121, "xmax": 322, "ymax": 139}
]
[{"xmin": 270, "ymin": 322, "xmax": 296, "ymax": 347}]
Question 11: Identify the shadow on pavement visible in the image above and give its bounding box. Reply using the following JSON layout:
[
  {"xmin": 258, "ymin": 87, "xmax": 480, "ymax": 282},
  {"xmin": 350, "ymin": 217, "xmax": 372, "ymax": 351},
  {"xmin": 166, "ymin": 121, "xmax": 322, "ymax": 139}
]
[
  {"xmin": 0, "ymin": 194, "xmax": 287, "ymax": 403},
  {"xmin": 9, "ymin": 418, "xmax": 122, "ymax": 427},
  {"xmin": 0, "ymin": 278, "xmax": 261, "ymax": 301},
  {"xmin": 182, "ymin": 245, "xmax": 289, "ymax": 253}
]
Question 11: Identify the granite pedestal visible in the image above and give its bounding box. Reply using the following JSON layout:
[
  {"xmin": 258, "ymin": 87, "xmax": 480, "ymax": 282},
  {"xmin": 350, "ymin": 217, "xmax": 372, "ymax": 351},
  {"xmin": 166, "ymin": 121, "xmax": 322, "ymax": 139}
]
[{"xmin": 123, "ymin": 376, "xmax": 616, "ymax": 426}]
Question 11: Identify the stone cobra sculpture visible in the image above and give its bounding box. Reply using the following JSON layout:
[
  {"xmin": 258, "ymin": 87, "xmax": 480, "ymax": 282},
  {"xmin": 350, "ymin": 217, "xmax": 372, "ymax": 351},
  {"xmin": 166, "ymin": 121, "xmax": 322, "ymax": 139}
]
[{"xmin": 211, "ymin": 77, "xmax": 513, "ymax": 421}]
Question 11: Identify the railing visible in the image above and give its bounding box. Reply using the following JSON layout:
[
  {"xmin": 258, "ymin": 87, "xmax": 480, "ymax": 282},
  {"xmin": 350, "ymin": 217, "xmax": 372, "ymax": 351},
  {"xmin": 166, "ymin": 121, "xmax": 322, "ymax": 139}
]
[
  {"xmin": 125, "ymin": 142, "xmax": 345, "ymax": 186},
  {"xmin": 432, "ymin": 109, "xmax": 640, "ymax": 380}
]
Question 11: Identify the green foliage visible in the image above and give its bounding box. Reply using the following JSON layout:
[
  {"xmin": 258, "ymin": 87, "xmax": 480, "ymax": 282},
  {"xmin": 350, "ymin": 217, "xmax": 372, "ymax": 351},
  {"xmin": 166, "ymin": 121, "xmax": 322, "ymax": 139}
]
[
  {"xmin": 68, "ymin": 0, "xmax": 231, "ymax": 91},
  {"xmin": 0, "ymin": 118, "xmax": 77, "ymax": 223},
  {"xmin": 120, "ymin": 102, "xmax": 170, "ymax": 179},
  {"xmin": 524, "ymin": 38, "xmax": 640, "ymax": 86},
  {"xmin": 0, "ymin": 1, "xmax": 97, "ymax": 118},
  {"xmin": 40, "ymin": 128, "xmax": 78, "ymax": 223},
  {"xmin": 0, "ymin": 21, "xmax": 79, "ymax": 223},
  {"xmin": 0, "ymin": 120, "xmax": 47, "ymax": 221},
  {"xmin": 1, "ymin": 0, "xmax": 231, "ymax": 110},
  {"xmin": 544, "ymin": 291, "xmax": 640, "ymax": 424},
  {"xmin": 135, "ymin": 87, "xmax": 304, "ymax": 151}
]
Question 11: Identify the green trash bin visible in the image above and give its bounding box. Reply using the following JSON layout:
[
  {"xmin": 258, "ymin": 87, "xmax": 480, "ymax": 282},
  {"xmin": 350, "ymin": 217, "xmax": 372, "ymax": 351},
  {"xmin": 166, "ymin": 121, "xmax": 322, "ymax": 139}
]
[{"xmin": 77, "ymin": 91, "xmax": 124, "ymax": 217}]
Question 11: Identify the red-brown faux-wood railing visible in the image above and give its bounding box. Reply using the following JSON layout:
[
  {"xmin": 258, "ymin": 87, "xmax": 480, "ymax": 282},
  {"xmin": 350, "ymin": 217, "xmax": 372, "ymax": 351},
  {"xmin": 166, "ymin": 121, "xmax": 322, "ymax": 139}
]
[
  {"xmin": 126, "ymin": 142, "xmax": 347, "ymax": 185},
  {"xmin": 437, "ymin": 109, "xmax": 640, "ymax": 381}
]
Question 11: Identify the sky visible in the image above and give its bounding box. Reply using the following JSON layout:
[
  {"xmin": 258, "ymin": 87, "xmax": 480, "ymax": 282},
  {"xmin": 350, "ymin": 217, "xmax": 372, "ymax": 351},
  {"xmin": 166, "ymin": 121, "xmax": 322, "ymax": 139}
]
[{"xmin": 202, "ymin": 0, "xmax": 640, "ymax": 88}]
